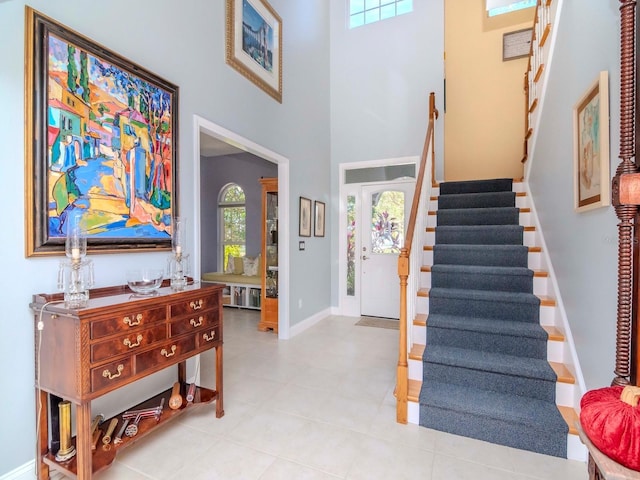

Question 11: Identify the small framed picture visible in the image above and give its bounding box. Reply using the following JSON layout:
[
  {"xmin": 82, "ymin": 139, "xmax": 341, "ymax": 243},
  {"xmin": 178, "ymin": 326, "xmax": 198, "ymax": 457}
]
[
  {"xmin": 314, "ymin": 201, "xmax": 325, "ymax": 237},
  {"xmin": 299, "ymin": 197, "xmax": 312, "ymax": 237}
]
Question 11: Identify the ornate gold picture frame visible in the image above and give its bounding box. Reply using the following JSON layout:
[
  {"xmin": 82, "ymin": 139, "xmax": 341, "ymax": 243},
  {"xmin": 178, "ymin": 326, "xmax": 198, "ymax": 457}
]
[
  {"xmin": 573, "ymin": 71, "xmax": 610, "ymax": 213},
  {"xmin": 225, "ymin": 0, "xmax": 282, "ymax": 103}
]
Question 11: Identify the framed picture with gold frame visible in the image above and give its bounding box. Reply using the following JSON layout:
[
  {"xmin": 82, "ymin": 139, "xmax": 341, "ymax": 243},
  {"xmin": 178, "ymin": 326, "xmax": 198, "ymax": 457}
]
[
  {"xmin": 225, "ymin": 0, "xmax": 282, "ymax": 103},
  {"xmin": 573, "ymin": 71, "xmax": 610, "ymax": 213},
  {"xmin": 25, "ymin": 7, "xmax": 179, "ymax": 257}
]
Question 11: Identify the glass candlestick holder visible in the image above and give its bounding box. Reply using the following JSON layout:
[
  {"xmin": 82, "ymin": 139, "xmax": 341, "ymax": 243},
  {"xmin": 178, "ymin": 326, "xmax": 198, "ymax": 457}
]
[
  {"xmin": 57, "ymin": 257, "xmax": 94, "ymax": 308},
  {"xmin": 167, "ymin": 252, "xmax": 190, "ymax": 291}
]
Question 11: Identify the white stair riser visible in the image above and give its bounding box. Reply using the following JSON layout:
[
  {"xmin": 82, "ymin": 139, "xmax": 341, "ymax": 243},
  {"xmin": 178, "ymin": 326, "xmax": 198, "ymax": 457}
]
[
  {"xmin": 547, "ymin": 338, "xmax": 564, "ymax": 363},
  {"xmin": 556, "ymin": 382, "xmax": 575, "ymax": 408},
  {"xmin": 408, "ymin": 400, "xmax": 420, "ymax": 424},
  {"xmin": 413, "ymin": 323, "xmax": 426, "ymax": 342},
  {"xmin": 568, "ymin": 435, "xmax": 588, "ymax": 462},
  {"xmin": 409, "ymin": 357, "xmax": 422, "ymax": 381}
]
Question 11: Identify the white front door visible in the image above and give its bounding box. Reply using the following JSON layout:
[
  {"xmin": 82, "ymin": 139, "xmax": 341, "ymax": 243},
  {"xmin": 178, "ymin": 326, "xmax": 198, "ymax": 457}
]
[{"xmin": 360, "ymin": 182, "xmax": 413, "ymax": 318}]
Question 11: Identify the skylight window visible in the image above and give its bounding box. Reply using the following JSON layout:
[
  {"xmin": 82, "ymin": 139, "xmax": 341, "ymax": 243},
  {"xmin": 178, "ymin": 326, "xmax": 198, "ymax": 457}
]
[
  {"xmin": 349, "ymin": 0, "xmax": 413, "ymax": 29},
  {"xmin": 487, "ymin": 0, "xmax": 536, "ymax": 17}
]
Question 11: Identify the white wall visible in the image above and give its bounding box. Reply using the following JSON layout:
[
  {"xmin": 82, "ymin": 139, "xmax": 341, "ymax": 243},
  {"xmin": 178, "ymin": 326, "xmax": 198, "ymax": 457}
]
[
  {"xmin": 527, "ymin": 0, "xmax": 621, "ymax": 389},
  {"xmin": 329, "ymin": 0, "xmax": 445, "ymax": 305},
  {"xmin": 0, "ymin": 0, "xmax": 330, "ymax": 475}
]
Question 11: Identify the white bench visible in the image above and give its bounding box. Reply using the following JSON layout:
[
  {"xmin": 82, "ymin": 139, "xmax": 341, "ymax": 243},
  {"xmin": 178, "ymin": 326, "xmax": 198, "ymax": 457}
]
[{"xmin": 201, "ymin": 273, "xmax": 261, "ymax": 310}]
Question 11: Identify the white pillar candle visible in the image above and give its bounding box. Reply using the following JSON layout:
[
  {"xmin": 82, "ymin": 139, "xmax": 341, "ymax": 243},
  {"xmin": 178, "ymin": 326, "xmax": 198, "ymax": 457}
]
[
  {"xmin": 175, "ymin": 245, "xmax": 182, "ymax": 255},
  {"xmin": 71, "ymin": 247, "xmax": 80, "ymax": 260}
]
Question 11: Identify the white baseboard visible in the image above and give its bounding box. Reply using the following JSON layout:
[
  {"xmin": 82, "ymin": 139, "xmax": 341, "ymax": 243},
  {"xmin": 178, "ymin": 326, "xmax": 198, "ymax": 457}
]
[
  {"xmin": 0, "ymin": 461, "xmax": 34, "ymax": 480},
  {"xmin": 288, "ymin": 308, "xmax": 332, "ymax": 338}
]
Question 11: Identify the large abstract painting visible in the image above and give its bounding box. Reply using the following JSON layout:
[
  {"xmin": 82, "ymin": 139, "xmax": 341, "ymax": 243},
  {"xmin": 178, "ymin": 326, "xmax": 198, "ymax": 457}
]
[{"xmin": 25, "ymin": 7, "xmax": 179, "ymax": 256}]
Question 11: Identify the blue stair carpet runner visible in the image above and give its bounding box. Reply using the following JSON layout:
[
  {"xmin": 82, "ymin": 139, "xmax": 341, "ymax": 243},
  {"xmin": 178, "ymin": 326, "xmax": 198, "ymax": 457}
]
[{"xmin": 419, "ymin": 178, "xmax": 568, "ymax": 458}]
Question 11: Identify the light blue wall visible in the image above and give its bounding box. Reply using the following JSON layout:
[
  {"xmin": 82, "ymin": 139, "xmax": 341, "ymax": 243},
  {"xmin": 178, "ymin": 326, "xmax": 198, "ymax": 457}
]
[
  {"xmin": 329, "ymin": 0, "xmax": 445, "ymax": 305},
  {"xmin": 527, "ymin": 0, "xmax": 621, "ymax": 389},
  {"xmin": 0, "ymin": 0, "xmax": 329, "ymax": 474}
]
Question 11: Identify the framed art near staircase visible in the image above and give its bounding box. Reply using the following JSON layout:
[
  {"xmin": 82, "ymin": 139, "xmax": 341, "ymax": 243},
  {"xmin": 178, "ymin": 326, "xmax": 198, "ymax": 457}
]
[{"xmin": 573, "ymin": 71, "xmax": 610, "ymax": 213}]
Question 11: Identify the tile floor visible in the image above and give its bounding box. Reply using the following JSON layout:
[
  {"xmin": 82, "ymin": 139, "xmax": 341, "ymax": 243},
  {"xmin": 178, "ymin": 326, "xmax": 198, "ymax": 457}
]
[{"xmin": 51, "ymin": 309, "xmax": 588, "ymax": 479}]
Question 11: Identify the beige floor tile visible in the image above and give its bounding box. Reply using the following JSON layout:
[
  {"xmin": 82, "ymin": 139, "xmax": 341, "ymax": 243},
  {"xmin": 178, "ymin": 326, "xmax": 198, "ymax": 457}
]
[
  {"xmin": 507, "ymin": 446, "xmax": 588, "ymax": 479},
  {"xmin": 258, "ymin": 458, "xmax": 343, "ymax": 480},
  {"xmin": 368, "ymin": 404, "xmax": 437, "ymax": 452},
  {"xmin": 114, "ymin": 421, "xmax": 218, "ymax": 480},
  {"xmin": 173, "ymin": 439, "xmax": 276, "ymax": 480},
  {"xmin": 431, "ymin": 454, "xmax": 525, "ymax": 480},
  {"xmin": 311, "ymin": 392, "xmax": 382, "ymax": 434},
  {"xmin": 226, "ymin": 408, "xmax": 311, "ymax": 456},
  {"xmin": 262, "ymin": 382, "xmax": 332, "ymax": 419},
  {"xmin": 346, "ymin": 435, "xmax": 436, "ymax": 480},
  {"xmin": 278, "ymin": 421, "xmax": 367, "ymax": 477}
]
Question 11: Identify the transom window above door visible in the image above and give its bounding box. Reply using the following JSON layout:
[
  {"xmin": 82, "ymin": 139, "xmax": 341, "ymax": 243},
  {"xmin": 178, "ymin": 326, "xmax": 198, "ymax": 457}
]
[{"xmin": 349, "ymin": 0, "xmax": 413, "ymax": 29}]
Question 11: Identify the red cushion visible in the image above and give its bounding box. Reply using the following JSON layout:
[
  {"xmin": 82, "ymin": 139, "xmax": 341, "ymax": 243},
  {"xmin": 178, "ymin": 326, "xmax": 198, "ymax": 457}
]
[{"xmin": 580, "ymin": 386, "xmax": 640, "ymax": 472}]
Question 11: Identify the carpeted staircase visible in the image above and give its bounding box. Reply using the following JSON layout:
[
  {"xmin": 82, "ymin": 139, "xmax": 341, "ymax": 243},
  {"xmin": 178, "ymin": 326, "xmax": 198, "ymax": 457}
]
[{"xmin": 418, "ymin": 178, "xmax": 569, "ymax": 458}]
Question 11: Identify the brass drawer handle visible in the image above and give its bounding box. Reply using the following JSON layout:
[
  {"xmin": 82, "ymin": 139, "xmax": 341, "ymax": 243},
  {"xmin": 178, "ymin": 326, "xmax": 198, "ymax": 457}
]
[
  {"xmin": 123, "ymin": 334, "xmax": 143, "ymax": 349},
  {"xmin": 123, "ymin": 314, "xmax": 142, "ymax": 327},
  {"xmin": 189, "ymin": 299, "xmax": 203, "ymax": 310},
  {"xmin": 161, "ymin": 345, "xmax": 177, "ymax": 358},
  {"xmin": 103, "ymin": 364, "xmax": 124, "ymax": 380},
  {"xmin": 203, "ymin": 331, "xmax": 216, "ymax": 342},
  {"xmin": 190, "ymin": 316, "xmax": 203, "ymax": 328}
]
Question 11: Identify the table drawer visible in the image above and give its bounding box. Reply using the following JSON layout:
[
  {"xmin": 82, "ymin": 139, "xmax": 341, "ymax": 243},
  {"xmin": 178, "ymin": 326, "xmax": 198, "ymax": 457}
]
[
  {"xmin": 169, "ymin": 311, "xmax": 218, "ymax": 337},
  {"xmin": 135, "ymin": 336, "xmax": 197, "ymax": 374},
  {"xmin": 170, "ymin": 294, "xmax": 218, "ymax": 317},
  {"xmin": 197, "ymin": 325, "xmax": 221, "ymax": 349},
  {"xmin": 90, "ymin": 307, "xmax": 166, "ymax": 339},
  {"xmin": 91, "ymin": 358, "xmax": 133, "ymax": 392},
  {"xmin": 91, "ymin": 324, "xmax": 167, "ymax": 363}
]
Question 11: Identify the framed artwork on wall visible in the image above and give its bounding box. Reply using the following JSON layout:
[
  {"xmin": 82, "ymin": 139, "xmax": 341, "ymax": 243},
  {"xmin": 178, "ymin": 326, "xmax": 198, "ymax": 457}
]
[
  {"xmin": 225, "ymin": 0, "xmax": 282, "ymax": 103},
  {"xmin": 314, "ymin": 201, "xmax": 325, "ymax": 237},
  {"xmin": 299, "ymin": 197, "xmax": 311, "ymax": 237},
  {"xmin": 573, "ymin": 71, "xmax": 610, "ymax": 213},
  {"xmin": 25, "ymin": 7, "xmax": 179, "ymax": 257}
]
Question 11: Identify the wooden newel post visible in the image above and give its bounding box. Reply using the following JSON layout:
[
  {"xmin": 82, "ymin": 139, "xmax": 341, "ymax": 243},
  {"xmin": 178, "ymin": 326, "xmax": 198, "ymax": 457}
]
[
  {"xmin": 610, "ymin": 0, "xmax": 638, "ymax": 387},
  {"xmin": 397, "ymin": 248, "xmax": 410, "ymax": 423}
]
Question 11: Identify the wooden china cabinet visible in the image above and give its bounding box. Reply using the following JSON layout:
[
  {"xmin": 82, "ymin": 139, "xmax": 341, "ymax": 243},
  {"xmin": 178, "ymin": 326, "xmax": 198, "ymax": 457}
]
[{"xmin": 258, "ymin": 177, "xmax": 278, "ymax": 332}]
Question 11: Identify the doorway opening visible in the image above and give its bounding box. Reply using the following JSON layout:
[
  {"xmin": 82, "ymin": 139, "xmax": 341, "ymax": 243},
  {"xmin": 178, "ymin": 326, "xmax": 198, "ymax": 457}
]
[{"xmin": 193, "ymin": 115, "xmax": 291, "ymax": 339}]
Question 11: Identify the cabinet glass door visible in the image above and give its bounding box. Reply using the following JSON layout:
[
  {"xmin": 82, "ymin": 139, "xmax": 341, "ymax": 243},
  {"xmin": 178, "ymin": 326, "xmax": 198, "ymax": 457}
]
[{"xmin": 265, "ymin": 191, "xmax": 278, "ymax": 298}]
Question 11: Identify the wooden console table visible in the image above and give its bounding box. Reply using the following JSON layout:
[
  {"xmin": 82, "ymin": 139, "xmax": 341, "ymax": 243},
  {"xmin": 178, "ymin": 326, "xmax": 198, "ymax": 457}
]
[{"xmin": 31, "ymin": 282, "xmax": 225, "ymax": 480}]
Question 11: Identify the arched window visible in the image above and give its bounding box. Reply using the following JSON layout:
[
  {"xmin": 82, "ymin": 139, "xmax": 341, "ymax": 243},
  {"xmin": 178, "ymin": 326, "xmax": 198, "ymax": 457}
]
[{"xmin": 218, "ymin": 183, "xmax": 246, "ymax": 271}]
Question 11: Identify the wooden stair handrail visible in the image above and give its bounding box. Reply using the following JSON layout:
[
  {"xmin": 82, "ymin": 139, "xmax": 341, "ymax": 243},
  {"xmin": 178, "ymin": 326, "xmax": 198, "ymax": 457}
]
[
  {"xmin": 522, "ymin": 0, "xmax": 541, "ymax": 164},
  {"xmin": 396, "ymin": 92, "xmax": 437, "ymax": 423}
]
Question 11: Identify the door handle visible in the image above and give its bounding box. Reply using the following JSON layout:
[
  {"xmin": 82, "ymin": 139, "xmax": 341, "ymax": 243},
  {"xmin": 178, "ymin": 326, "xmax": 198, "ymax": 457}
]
[{"xmin": 362, "ymin": 255, "xmax": 370, "ymax": 260}]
